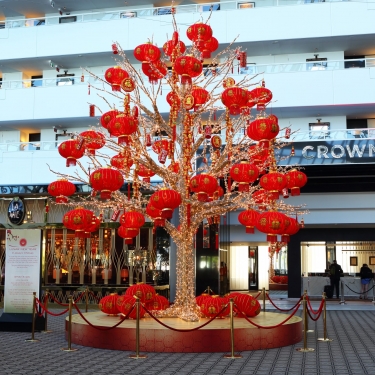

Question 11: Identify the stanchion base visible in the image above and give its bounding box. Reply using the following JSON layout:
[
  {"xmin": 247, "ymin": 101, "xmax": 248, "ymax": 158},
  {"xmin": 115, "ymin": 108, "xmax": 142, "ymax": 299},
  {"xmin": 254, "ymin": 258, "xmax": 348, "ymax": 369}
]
[
  {"xmin": 25, "ymin": 338, "xmax": 40, "ymax": 342},
  {"xmin": 41, "ymin": 330, "xmax": 52, "ymax": 334},
  {"xmin": 129, "ymin": 354, "xmax": 147, "ymax": 359},
  {"xmin": 223, "ymin": 354, "xmax": 242, "ymax": 359},
  {"xmin": 317, "ymin": 338, "xmax": 333, "ymax": 342},
  {"xmin": 296, "ymin": 348, "xmax": 315, "ymax": 352},
  {"xmin": 306, "ymin": 329, "xmax": 314, "ymax": 333},
  {"xmin": 61, "ymin": 347, "xmax": 79, "ymax": 352}
]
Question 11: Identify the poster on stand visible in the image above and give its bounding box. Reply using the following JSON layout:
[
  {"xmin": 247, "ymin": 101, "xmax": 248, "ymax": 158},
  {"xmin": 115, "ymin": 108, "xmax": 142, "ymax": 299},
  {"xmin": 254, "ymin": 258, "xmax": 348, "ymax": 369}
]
[{"xmin": 4, "ymin": 229, "xmax": 41, "ymax": 314}]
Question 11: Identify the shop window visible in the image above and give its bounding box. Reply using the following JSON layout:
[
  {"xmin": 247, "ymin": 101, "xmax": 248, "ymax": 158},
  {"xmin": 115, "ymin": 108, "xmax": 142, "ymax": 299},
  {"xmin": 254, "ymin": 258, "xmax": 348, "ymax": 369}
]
[
  {"xmin": 59, "ymin": 16, "xmax": 77, "ymax": 24},
  {"xmin": 306, "ymin": 55, "xmax": 327, "ymax": 71},
  {"xmin": 309, "ymin": 121, "xmax": 330, "ymax": 139},
  {"xmin": 56, "ymin": 73, "xmax": 75, "ymax": 86},
  {"xmin": 31, "ymin": 75, "xmax": 43, "ymax": 87}
]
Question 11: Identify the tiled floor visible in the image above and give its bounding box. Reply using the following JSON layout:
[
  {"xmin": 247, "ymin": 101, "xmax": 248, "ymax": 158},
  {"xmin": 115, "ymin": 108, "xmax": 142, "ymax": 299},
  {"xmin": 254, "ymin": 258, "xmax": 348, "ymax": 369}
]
[{"xmin": 0, "ymin": 297, "xmax": 375, "ymax": 375}]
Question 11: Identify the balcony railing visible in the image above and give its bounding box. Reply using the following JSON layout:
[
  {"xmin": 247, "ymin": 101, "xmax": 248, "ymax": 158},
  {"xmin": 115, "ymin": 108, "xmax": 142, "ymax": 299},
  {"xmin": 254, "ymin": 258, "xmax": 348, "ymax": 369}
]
[
  {"xmin": 0, "ymin": 0, "xmax": 360, "ymax": 29},
  {"xmin": 1, "ymin": 58, "xmax": 374, "ymax": 91},
  {"xmin": 291, "ymin": 128, "xmax": 374, "ymax": 142}
]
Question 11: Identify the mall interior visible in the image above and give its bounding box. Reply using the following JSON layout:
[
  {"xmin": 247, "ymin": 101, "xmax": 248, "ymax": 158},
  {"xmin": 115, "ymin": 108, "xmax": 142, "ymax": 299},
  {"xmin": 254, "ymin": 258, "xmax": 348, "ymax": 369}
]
[{"xmin": 0, "ymin": 1, "xmax": 375, "ymax": 373}]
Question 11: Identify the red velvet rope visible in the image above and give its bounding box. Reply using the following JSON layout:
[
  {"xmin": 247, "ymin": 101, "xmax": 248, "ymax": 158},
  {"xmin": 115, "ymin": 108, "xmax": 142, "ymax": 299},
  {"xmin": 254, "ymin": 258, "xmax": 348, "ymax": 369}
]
[
  {"xmin": 306, "ymin": 296, "xmax": 324, "ymax": 315},
  {"xmin": 142, "ymin": 303, "xmax": 230, "ymax": 332},
  {"xmin": 73, "ymin": 303, "xmax": 134, "ymax": 330},
  {"xmin": 306, "ymin": 302, "xmax": 324, "ymax": 321},
  {"xmin": 254, "ymin": 292, "xmax": 261, "ymax": 299},
  {"xmin": 34, "ymin": 296, "xmax": 47, "ymax": 317},
  {"xmin": 35, "ymin": 298, "xmax": 69, "ymax": 316},
  {"xmin": 235, "ymin": 301, "xmax": 301, "ymax": 329},
  {"xmin": 47, "ymin": 291, "xmax": 86, "ymax": 306},
  {"xmin": 266, "ymin": 293, "xmax": 302, "ymax": 312}
]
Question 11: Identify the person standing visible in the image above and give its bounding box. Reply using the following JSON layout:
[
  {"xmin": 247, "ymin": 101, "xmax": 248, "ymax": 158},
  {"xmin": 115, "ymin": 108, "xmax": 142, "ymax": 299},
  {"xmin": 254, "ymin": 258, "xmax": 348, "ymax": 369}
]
[
  {"xmin": 360, "ymin": 264, "xmax": 373, "ymax": 299},
  {"xmin": 329, "ymin": 260, "xmax": 343, "ymax": 299}
]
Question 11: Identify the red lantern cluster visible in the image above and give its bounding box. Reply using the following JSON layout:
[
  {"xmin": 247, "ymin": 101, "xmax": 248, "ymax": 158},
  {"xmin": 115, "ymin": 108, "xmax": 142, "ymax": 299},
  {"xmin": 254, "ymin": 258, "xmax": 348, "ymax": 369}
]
[
  {"xmin": 146, "ymin": 294, "xmax": 170, "ymax": 311},
  {"xmin": 48, "ymin": 179, "xmax": 76, "ymax": 203},
  {"xmin": 228, "ymin": 292, "xmax": 261, "ymax": 317},
  {"xmin": 117, "ymin": 295, "xmax": 145, "ymax": 319},
  {"xmin": 125, "ymin": 283, "xmax": 156, "ymax": 303},
  {"xmin": 190, "ymin": 174, "xmax": 218, "ymax": 202},
  {"xmin": 187, "ymin": 22, "xmax": 213, "ymax": 48},
  {"xmin": 104, "ymin": 66, "xmax": 129, "ymax": 91},
  {"xmin": 200, "ymin": 295, "xmax": 230, "ymax": 318},
  {"xmin": 99, "ymin": 294, "xmax": 120, "ymax": 315},
  {"xmin": 146, "ymin": 203, "xmax": 165, "ymax": 228},
  {"xmin": 100, "ymin": 110, "xmax": 119, "ymax": 129},
  {"xmin": 174, "ymin": 55, "xmax": 203, "ymax": 86},
  {"xmin": 118, "ymin": 211, "xmax": 145, "ymax": 244},
  {"xmin": 89, "ymin": 167, "xmax": 124, "ymax": 200}
]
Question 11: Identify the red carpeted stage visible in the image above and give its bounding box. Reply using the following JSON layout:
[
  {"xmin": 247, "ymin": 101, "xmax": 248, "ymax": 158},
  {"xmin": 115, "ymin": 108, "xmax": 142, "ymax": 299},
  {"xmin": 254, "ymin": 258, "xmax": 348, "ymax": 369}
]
[{"xmin": 66, "ymin": 312, "xmax": 302, "ymax": 353}]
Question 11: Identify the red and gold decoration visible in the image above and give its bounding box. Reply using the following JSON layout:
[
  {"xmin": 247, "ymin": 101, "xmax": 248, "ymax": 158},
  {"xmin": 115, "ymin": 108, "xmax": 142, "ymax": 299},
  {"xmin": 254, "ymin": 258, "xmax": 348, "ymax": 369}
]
[
  {"xmin": 104, "ymin": 66, "xmax": 129, "ymax": 91},
  {"xmin": 89, "ymin": 167, "xmax": 124, "ymax": 200},
  {"xmin": 58, "ymin": 139, "xmax": 85, "ymax": 167},
  {"xmin": 48, "ymin": 179, "xmax": 75, "ymax": 203},
  {"xmin": 99, "ymin": 294, "xmax": 120, "ymax": 315},
  {"xmin": 200, "ymin": 295, "xmax": 230, "ymax": 318},
  {"xmin": 228, "ymin": 293, "xmax": 261, "ymax": 317},
  {"xmin": 125, "ymin": 283, "xmax": 156, "ymax": 304},
  {"xmin": 79, "ymin": 130, "xmax": 105, "ymax": 155},
  {"xmin": 63, "ymin": 207, "xmax": 94, "ymax": 238}
]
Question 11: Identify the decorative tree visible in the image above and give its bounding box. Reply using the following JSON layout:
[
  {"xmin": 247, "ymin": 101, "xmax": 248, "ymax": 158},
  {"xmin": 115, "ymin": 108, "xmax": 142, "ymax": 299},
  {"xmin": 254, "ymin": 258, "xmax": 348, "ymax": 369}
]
[{"xmin": 49, "ymin": 10, "xmax": 307, "ymax": 321}]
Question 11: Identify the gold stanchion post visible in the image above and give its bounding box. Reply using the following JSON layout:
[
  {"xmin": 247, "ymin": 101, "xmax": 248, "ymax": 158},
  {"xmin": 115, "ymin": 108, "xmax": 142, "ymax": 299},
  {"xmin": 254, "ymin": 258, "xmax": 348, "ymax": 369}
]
[
  {"xmin": 262, "ymin": 287, "xmax": 266, "ymax": 312},
  {"xmin": 318, "ymin": 292, "xmax": 333, "ymax": 342},
  {"xmin": 42, "ymin": 290, "xmax": 52, "ymax": 334},
  {"xmin": 304, "ymin": 290, "xmax": 314, "ymax": 333},
  {"xmin": 207, "ymin": 286, "xmax": 211, "ymax": 295},
  {"xmin": 85, "ymin": 287, "xmax": 89, "ymax": 313},
  {"xmin": 62, "ymin": 296, "xmax": 78, "ymax": 352},
  {"xmin": 129, "ymin": 298, "xmax": 147, "ymax": 359},
  {"xmin": 224, "ymin": 298, "xmax": 242, "ymax": 359},
  {"xmin": 296, "ymin": 293, "xmax": 314, "ymax": 352},
  {"xmin": 25, "ymin": 292, "xmax": 40, "ymax": 342}
]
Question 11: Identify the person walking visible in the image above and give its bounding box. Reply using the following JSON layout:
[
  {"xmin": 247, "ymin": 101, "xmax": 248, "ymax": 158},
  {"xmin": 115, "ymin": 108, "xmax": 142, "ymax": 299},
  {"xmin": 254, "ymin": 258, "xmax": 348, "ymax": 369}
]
[
  {"xmin": 329, "ymin": 260, "xmax": 343, "ymax": 299},
  {"xmin": 360, "ymin": 263, "xmax": 373, "ymax": 300}
]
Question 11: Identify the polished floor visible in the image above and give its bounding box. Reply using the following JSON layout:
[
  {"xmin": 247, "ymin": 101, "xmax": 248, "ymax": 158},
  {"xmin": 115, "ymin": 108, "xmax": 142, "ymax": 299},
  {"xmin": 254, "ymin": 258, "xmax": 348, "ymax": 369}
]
[{"xmin": 0, "ymin": 295, "xmax": 374, "ymax": 375}]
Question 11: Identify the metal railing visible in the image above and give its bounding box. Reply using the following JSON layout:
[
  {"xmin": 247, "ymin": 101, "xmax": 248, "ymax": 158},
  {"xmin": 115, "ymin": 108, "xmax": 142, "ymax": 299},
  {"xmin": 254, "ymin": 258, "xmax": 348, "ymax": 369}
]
[
  {"xmin": 0, "ymin": 0, "xmax": 361, "ymax": 30},
  {"xmin": 1, "ymin": 58, "xmax": 374, "ymax": 91}
]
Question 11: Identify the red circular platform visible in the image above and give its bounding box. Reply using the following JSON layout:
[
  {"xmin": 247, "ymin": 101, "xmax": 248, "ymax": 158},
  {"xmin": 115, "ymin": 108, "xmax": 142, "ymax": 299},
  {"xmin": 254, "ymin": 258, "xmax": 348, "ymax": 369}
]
[{"xmin": 66, "ymin": 311, "xmax": 302, "ymax": 353}]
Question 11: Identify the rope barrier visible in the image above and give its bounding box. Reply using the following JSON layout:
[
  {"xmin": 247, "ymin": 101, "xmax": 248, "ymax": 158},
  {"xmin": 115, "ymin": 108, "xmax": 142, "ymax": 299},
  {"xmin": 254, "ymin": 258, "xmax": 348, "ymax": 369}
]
[
  {"xmin": 73, "ymin": 303, "xmax": 134, "ymax": 331},
  {"xmin": 253, "ymin": 292, "xmax": 261, "ymax": 299},
  {"xmin": 143, "ymin": 303, "xmax": 230, "ymax": 332},
  {"xmin": 235, "ymin": 301, "xmax": 301, "ymax": 329},
  {"xmin": 306, "ymin": 305, "xmax": 323, "ymax": 321},
  {"xmin": 266, "ymin": 293, "xmax": 303, "ymax": 312},
  {"xmin": 35, "ymin": 298, "xmax": 69, "ymax": 316},
  {"xmin": 35, "ymin": 295, "xmax": 48, "ymax": 318},
  {"xmin": 46, "ymin": 291, "xmax": 86, "ymax": 306},
  {"xmin": 344, "ymin": 282, "xmax": 375, "ymax": 295},
  {"xmin": 306, "ymin": 296, "xmax": 324, "ymax": 315}
]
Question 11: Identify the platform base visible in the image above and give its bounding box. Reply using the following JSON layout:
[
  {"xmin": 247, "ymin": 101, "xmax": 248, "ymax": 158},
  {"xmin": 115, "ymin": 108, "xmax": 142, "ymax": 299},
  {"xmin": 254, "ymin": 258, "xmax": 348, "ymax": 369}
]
[
  {"xmin": 0, "ymin": 313, "xmax": 45, "ymax": 332},
  {"xmin": 66, "ymin": 311, "xmax": 302, "ymax": 353}
]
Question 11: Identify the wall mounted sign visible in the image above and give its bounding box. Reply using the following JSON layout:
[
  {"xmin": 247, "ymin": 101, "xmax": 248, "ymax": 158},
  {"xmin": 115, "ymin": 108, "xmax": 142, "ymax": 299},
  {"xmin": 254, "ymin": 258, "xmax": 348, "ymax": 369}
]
[
  {"xmin": 7, "ymin": 197, "xmax": 25, "ymax": 225},
  {"xmin": 279, "ymin": 140, "xmax": 375, "ymax": 166}
]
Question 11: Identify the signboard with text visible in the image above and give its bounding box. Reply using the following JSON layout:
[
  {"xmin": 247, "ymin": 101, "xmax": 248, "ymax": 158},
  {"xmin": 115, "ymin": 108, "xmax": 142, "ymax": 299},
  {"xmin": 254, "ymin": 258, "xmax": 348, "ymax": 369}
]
[
  {"xmin": 278, "ymin": 139, "xmax": 375, "ymax": 165},
  {"xmin": 4, "ymin": 229, "xmax": 41, "ymax": 314}
]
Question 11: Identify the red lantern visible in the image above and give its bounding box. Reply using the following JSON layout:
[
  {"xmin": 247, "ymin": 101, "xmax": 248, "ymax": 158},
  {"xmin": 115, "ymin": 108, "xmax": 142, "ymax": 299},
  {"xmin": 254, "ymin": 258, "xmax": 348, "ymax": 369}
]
[
  {"xmin": 118, "ymin": 226, "xmax": 140, "ymax": 243},
  {"xmin": 286, "ymin": 169, "xmax": 307, "ymax": 196},
  {"xmin": 190, "ymin": 174, "xmax": 218, "ymax": 202},
  {"xmin": 229, "ymin": 293, "xmax": 261, "ymax": 317},
  {"xmin": 79, "ymin": 130, "xmax": 105, "ymax": 155},
  {"xmin": 89, "ymin": 167, "xmax": 124, "ymax": 200},
  {"xmin": 145, "ymin": 294, "xmax": 170, "ymax": 311},
  {"xmin": 280, "ymin": 276, "xmax": 288, "ymax": 284},
  {"xmin": 187, "ymin": 22, "xmax": 213, "ymax": 48},
  {"xmin": 191, "ymin": 86, "xmax": 210, "ymax": 110},
  {"xmin": 48, "ymin": 179, "xmax": 76, "ymax": 203},
  {"xmin": 107, "ymin": 114, "xmax": 138, "ymax": 145},
  {"xmin": 100, "ymin": 110, "xmax": 119, "ymax": 129},
  {"xmin": 174, "ymin": 55, "xmax": 203, "ymax": 85},
  {"xmin": 142, "ymin": 60, "xmax": 167, "ymax": 84},
  {"xmin": 247, "ymin": 117, "xmax": 280, "ymax": 148},
  {"xmin": 250, "ymin": 86, "xmax": 273, "ymax": 110},
  {"xmin": 247, "ymin": 90, "xmax": 257, "ymax": 108},
  {"xmin": 280, "ymin": 217, "xmax": 300, "ymax": 243},
  {"xmin": 119, "ymin": 211, "xmax": 145, "ymax": 229},
  {"xmin": 196, "ymin": 293, "xmax": 210, "ymax": 307},
  {"xmin": 255, "ymin": 211, "xmax": 288, "ymax": 242},
  {"xmin": 146, "ymin": 204, "xmax": 165, "ymax": 227},
  {"xmin": 252, "ymin": 188, "xmax": 270, "ymax": 210},
  {"xmin": 99, "ymin": 293, "xmax": 120, "ymax": 315},
  {"xmin": 137, "ymin": 165, "xmax": 156, "ymax": 183},
  {"xmin": 199, "ymin": 37, "xmax": 219, "ymax": 59},
  {"xmin": 84, "ymin": 216, "xmax": 101, "ymax": 238},
  {"xmin": 260, "ymin": 171, "xmax": 287, "ymax": 200},
  {"xmin": 63, "ymin": 207, "xmax": 94, "ymax": 238},
  {"xmin": 238, "ymin": 209, "xmax": 259, "ymax": 234},
  {"xmin": 230, "ymin": 162, "xmax": 259, "ymax": 192},
  {"xmin": 58, "ymin": 139, "xmax": 85, "ymax": 167},
  {"xmin": 134, "ymin": 42, "xmax": 161, "ymax": 63},
  {"xmin": 200, "ymin": 296, "xmax": 230, "ymax": 318},
  {"xmin": 126, "ymin": 283, "xmax": 156, "ymax": 304},
  {"xmin": 221, "ymin": 87, "xmax": 248, "ymax": 116},
  {"xmin": 150, "ymin": 189, "xmax": 181, "ymax": 219},
  {"xmin": 152, "ymin": 139, "xmax": 170, "ymax": 154},
  {"xmin": 110, "ymin": 152, "xmax": 133, "ymax": 170},
  {"xmin": 104, "ymin": 66, "xmax": 129, "ymax": 91},
  {"xmin": 163, "ymin": 39, "xmax": 186, "ymax": 58},
  {"xmin": 118, "ymin": 295, "xmax": 145, "ymax": 319},
  {"xmin": 272, "ymin": 275, "xmax": 281, "ymax": 283},
  {"xmin": 249, "ymin": 144, "xmax": 269, "ymax": 168},
  {"xmin": 166, "ymin": 91, "xmax": 181, "ymax": 107}
]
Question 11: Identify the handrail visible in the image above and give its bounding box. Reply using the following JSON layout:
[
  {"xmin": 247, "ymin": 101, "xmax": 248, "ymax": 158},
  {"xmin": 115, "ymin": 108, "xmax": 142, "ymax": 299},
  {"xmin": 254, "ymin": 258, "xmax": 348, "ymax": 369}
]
[
  {"xmin": 1, "ymin": 58, "xmax": 374, "ymax": 91},
  {"xmin": 0, "ymin": 0, "xmax": 364, "ymax": 29}
]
